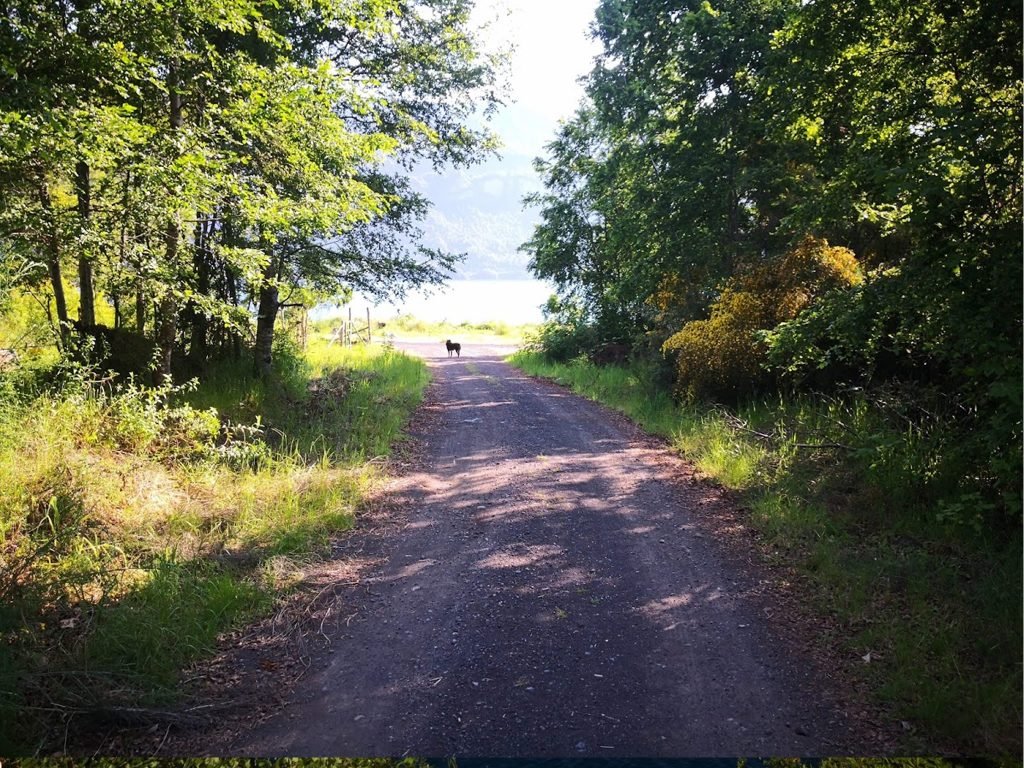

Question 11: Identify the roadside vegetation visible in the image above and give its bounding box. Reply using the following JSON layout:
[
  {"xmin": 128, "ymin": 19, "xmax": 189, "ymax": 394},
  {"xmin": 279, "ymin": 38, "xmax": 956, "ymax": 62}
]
[
  {"xmin": 517, "ymin": 0, "xmax": 1021, "ymax": 754},
  {"xmin": 0, "ymin": 336, "xmax": 427, "ymax": 752}
]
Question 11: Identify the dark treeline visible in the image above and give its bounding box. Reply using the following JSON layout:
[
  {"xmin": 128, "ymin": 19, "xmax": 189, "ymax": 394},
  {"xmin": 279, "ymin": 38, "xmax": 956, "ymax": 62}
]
[
  {"xmin": 0, "ymin": 0, "xmax": 502, "ymax": 378},
  {"xmin": 522, "ymin": 0, "xmax": 1022, "ymax": 525}
]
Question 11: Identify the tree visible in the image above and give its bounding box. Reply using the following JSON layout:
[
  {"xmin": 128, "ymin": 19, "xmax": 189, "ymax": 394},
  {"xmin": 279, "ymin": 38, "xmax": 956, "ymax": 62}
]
[
  {"xmin": 0, "ymin": 0, "xmax": 505, "ymax": 378},
  {"xmin": 523, "ymin": 0, "xmax": 1021, "ymax": 510},
  {"xmin": 524, "ymin": 0, "xmax": 799, "ymax": 345}
]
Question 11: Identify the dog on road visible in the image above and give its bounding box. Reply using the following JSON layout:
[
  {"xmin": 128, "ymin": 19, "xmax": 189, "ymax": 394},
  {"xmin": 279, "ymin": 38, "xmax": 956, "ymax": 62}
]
[{"xmin": 445, "ymin": 339, "xmax": 461, "ymax": 358}]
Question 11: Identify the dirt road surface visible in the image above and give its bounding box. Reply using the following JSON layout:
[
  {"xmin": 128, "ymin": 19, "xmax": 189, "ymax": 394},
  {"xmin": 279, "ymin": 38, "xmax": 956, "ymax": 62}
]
[{"xmin": 232, "ymin": 342, "xmax": 858, "ymax": 756}]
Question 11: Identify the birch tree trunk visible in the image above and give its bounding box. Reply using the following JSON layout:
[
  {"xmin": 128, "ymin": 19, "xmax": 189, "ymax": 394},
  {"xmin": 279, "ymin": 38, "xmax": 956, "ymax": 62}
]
[
  {"xmin": 75, "ymin": 159, "xmax": 95, "ymax": 327},
  {"xmin": 36, "ymin": 179, "xmax": 69, "ymax": 340}
]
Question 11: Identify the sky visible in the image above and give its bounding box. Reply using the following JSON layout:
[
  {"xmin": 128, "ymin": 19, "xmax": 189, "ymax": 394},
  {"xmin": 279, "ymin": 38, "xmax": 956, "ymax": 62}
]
[
  {"xmin": 480, "ymin": 0, "xmax": 603, "ymax": 157},
  {"xmin": 409, "ymin": 0, "xmax": 603, "ymax": 282},
  {"xmin": 350, "ymin": 0, "xmax": 602, "ymax": 323}
]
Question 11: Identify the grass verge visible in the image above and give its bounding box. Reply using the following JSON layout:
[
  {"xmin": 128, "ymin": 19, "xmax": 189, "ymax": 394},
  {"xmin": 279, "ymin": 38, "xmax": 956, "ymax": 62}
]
[
  {"xmin": 0, "ymin": 338, "xmax": 428, "ymax": 752},
  {"xmin": 508, "ymin": 350, "xmax": 1022, "ymax": 755}
]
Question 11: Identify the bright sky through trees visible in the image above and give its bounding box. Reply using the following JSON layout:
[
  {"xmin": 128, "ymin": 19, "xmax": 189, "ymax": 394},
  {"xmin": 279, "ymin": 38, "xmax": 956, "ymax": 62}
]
[
  {"xmin": 480, "ymin": 0, "xmax": 602, "ymax": 156},
  {"xmin": 353, "ymin": 0, "xmax": 602, "ymax": 321},
  {"xmin": 410, "ymin": 0, "xmax": 601, "ymax": 282}
]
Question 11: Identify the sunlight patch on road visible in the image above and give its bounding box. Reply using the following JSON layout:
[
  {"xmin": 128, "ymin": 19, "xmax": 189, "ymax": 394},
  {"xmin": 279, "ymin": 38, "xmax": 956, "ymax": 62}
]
[
  {"xmin": 637, "ymin": 593, "xmax": 695, "ymax": 615},
  {"xmin": 475, "ymin": 543, "xmax": 564, "ymax": 570},
  {"xmin": 380, "ymin": 558, "xmax": 439, "ymax": 582},
  {"xmin": 623, "ymin": 525, "xmax": 658, "ymax": 535}
]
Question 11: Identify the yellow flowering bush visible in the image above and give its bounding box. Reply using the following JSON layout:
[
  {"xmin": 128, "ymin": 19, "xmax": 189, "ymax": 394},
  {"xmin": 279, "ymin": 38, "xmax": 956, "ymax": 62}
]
[{"xmin": 663, "ymin": 236, "xmax": 861, "ymax": 399}]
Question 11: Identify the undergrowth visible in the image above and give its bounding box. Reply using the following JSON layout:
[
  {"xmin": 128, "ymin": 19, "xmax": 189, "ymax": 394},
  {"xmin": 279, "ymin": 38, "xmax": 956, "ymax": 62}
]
[
  {"xmin": 508, "ymin": 350, "xmax": 1022, "ymax": 755},
  {"xmin": 0, "ymin": 339, "xmax": 428, "ymax": 752}
]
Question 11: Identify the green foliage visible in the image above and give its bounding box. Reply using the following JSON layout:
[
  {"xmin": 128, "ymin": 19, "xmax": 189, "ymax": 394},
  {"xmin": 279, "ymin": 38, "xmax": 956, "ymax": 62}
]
[
  {"xmin": 764, "ymin": 263, "xmax": 1023, "ymax": 521},
  {"xmin": 763, "ymin": 270, "xmax": 901, "ymax": 384},
  {"xmin": 525, "ymin": 294, "xmax": 599, "ymax": 363},
  {"xmin": 0, "ymin": 288, "xmax": 54, "ymax": 350},
  {"xmin": 0, "ymin": 0, "xmax": 504, "ymax": 377},
  {"xmin": 524, "ymin": 0, "xmax": 800, "ymax": 343}
]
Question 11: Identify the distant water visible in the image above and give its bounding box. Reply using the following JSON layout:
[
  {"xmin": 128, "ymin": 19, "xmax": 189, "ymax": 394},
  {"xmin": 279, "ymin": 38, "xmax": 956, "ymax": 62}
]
[{"xmin": 314, "ymin": 279, "xmax": 554, "ymax": 325}]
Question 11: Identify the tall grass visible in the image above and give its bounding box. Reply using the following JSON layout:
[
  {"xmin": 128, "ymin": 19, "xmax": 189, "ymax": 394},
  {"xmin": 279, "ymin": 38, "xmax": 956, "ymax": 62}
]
[
  {"xmin": 0, "ymin": 341, "xmax": 429, "ymax": 752},
  {"xmin": 509, "ymin": 350, "xmax": 1022, "ymax": 755}
]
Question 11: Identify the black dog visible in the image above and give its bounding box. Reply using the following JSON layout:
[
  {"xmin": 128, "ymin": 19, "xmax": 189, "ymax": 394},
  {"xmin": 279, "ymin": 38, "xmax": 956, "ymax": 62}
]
[{"xmin": 445, "ymin": 339, "xmax": 461, "ymax": 358}]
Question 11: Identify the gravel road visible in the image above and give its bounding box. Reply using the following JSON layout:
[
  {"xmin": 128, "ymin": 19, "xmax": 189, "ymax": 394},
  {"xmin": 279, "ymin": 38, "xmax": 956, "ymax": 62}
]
[{"xmin": 234, "ymin": 342, "xmax": 856, "ymax": 756}]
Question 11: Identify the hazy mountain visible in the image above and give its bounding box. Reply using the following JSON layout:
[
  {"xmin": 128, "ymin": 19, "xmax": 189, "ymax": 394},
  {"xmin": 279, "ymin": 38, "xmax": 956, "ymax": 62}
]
[{"xmin": 410, "ymin": 151, "xmax": 543, "ymax": 280}]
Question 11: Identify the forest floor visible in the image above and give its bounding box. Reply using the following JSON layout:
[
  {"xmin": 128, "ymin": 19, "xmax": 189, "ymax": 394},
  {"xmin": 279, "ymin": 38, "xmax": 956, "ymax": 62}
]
[{"xmin": 109, "ymin": 342, "xmax": 912, "ymax": 757}]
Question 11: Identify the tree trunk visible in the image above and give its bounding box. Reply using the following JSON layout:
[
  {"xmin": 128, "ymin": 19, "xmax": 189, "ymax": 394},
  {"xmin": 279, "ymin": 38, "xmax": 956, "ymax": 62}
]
[
  {"xmin": 155, "ymin": 64, "xmax": 183, "ymax": 385},
  {"xmin": 253, "ymin": 255, "xmax": 280, "ymax": 378},
  {"xmin": 222, "ymin": 220, "xmax": 243, "ymax": 361},
  {"xmin": 134, "ymin": 223, "xmax": 146, "ymax": 335},
  {"xmin": 155, "ymin": 225, "xmax": 179, "ymax": 384},
  {"xmin": 37, "ymin": 179, "xmax": 69, "ymax": 335},
  {"xmin": 114, "ymin": 170, "xmax": 131, "ymax": 332},
  {"xmin": 75, "ymin": 159, "xmax": 95, "ymax": 327},
  {"xmin": 136, "ymin": 290, "xmax": 146, "ymax": 335},
  {"xmin": 188, "ymin": 216, "xmax": 211, "ymax": 370}
]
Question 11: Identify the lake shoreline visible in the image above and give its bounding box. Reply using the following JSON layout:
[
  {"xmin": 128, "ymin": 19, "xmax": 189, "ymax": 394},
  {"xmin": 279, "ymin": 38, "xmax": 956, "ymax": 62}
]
[{"xmin": 312, "ymin": 278, "xmax": 554, "ymax": 326}]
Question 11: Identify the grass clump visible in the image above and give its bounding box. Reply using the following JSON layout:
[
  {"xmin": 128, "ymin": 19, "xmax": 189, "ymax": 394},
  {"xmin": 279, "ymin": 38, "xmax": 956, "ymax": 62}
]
[
  {"xmin": 0, "ymin": 340, "xmax": 428, "ymax": 752},
  {"xmin": 508, "ymin": 349, "xmax": 1022, "ymax": 755}
]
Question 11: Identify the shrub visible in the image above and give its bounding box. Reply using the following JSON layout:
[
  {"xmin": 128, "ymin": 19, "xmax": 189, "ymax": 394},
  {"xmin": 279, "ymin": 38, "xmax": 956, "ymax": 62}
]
[
  {"xmin": 762, "ymin": 266, "xmax": 933, "ymax": 387},
  {"xmin": 764, "ymin": 261, "xmax": 1023, "ymax": 523},
  {"xmin": 663, "ymin": 288, "xmax": 773, "ymax": 399},
  {"xmin": 527, "ymin": 295, "xmax": 598, "ymax": 362},
  {"xmin": 663, "ymin": 235, "xmax": 862, "ymax": 400}
]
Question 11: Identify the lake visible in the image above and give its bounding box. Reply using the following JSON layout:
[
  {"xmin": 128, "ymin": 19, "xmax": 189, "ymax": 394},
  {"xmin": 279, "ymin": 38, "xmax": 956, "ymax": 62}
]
[{"xmin": 314, "ymin": 279, "xmax": 555, "ymax": 325}]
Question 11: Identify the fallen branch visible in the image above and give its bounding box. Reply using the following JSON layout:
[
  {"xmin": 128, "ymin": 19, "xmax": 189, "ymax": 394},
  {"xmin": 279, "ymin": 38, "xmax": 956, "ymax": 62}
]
[{"xmin": 721, "ymin": 412, "xmax": 853, "ymax": 451}]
